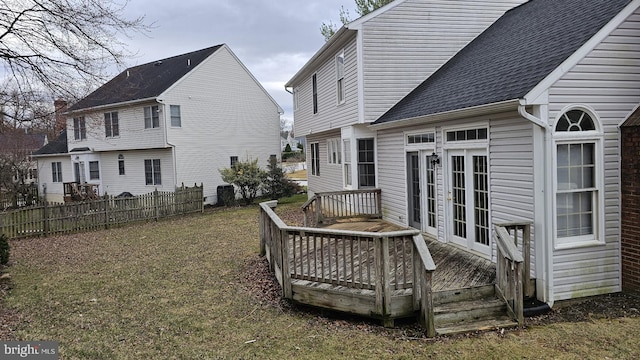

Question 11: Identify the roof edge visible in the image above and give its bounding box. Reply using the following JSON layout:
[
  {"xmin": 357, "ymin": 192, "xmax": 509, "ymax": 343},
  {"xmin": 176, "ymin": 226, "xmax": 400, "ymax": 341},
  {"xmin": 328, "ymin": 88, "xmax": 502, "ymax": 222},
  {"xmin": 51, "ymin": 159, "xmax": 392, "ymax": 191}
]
[
  {"xmin": 66, "ymin": 97, "xmax": 159, "ymax": 115},
  {"xmin": 370, "ymin": 99, "xmax": 521, "ymax": 130}
]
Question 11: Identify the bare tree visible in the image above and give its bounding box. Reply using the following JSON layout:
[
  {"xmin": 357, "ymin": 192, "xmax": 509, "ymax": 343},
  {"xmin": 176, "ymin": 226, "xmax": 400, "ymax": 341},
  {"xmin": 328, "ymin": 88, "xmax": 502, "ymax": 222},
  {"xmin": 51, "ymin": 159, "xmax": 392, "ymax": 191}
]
[
  {"xmin": 0, "ymin": 0, "xmax": 149, "ymax": 126},
  {"xmin": 321, "ymin": 0, "xmax": 395, "ymax": 41}
]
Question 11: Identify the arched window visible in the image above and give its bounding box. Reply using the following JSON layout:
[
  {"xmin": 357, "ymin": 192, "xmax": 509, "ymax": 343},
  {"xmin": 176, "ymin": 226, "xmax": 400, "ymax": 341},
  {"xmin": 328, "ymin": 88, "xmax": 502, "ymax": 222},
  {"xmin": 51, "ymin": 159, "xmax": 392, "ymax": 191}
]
[
  {"xmin": 554, "ymin": 107, "xmax": 603, "ymax": 247},
  {"xmin": 118, "ymin": 154, "xmax": 125, "ymax": 176}
]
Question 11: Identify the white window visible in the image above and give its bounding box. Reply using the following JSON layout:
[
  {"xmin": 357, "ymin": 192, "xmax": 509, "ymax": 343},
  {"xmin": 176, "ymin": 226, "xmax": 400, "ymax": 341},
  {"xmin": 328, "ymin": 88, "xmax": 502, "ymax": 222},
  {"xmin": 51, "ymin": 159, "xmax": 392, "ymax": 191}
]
[
  {"xmin": 312, "ymin": 74, "xmax": 318, "ymax": 114},
  {"xmin": 144, "ymin": 106, "xmax": 160, "ymax": 129},
  {"xmin": 407, "ymin": 133, "xmax": 435, "ymax": 145},
  {"xmin": 343, "ymin": 139, "xmax": 352, "ymax": 186},
  {"xmin": 51, "ymin": 162, "xmax": 62, "ymax": 183},
  {"xmin": 89, "ymin": 161, "xmax": 100, "ymax": 180},
  {"xmin": 554, "ymin": 108, "xmax": 603, "ymax": 247},
  {"xmin": 170, "ymin": 105, "xmax": 181, "ymax": 127},
  {"xmin": 358, "ymin": 138, "xmax": 375, "ymax": 188},
  {"xmin": 336, "ymin": 51, "xmax": 345, "ymax": 104},
  {"xmin": 230, "ymin": 156, "xmax": 238, "ymax": 167},
  {"xmin": 73, "ymin": 117, "xmax": 86, "ymax": 140},
  {"xmin": 144, "ymin": 159, "xmax": 161, "ymax": 185},
  {"xmin": 327, "ymin": 138, "xmax": 342, "ymax": 165},
  {"xmin": 446, "ymin": 128, "xmax": 487, "ymax": 142},
  {"xmin": 104, "ymin": 112, "xmax": 119, "ymax": 138},
  {"xmin": 118, "ymin": 155, "xmax": 125, "ymax": 175},
  {"xmin": 310, "ymin": 143, "xmax": 320, "ymax": 176}
]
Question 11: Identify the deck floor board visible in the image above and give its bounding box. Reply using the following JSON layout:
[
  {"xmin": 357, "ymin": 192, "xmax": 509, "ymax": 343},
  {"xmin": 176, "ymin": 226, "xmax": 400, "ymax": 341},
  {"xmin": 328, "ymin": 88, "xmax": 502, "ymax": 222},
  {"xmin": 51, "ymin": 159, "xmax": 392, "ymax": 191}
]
[{"xmin": 292, "ymin": 220, "xmax": 496, "ymax": 292}]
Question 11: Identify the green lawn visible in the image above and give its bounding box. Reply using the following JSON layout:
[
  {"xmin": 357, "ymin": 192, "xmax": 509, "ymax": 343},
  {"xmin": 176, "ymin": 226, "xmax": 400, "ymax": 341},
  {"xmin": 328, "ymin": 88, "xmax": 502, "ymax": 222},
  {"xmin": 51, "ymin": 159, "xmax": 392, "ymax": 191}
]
[{"xmin": 2, "ymin": 196, "xmax": 639, "ymax": 359}]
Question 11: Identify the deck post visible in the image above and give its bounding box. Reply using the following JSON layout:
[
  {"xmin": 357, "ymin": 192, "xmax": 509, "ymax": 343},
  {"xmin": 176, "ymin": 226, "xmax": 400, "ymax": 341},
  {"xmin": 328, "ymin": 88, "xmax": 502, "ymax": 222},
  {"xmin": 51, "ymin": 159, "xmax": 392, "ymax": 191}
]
[
  {"xmin": 280, "ymin": 228, "xmax": 293, "ymax": 299},
  {"xmin": 374, "ymin": 237, "xmax": 384, "ymax": 318},
  {"xmin": 316, "ymin": 196, "xmax": 323, "ymax": 224},
  {"xmin": 259, "ymin": 209, "xmax": 266, "ymax": 257},
  {"xmin": 381, "ymin": 236, "xmax": 393, "ymax": 327},
  {"xmin": 421, "ymin": 271, "xmax": 436, "ymax": 337}
]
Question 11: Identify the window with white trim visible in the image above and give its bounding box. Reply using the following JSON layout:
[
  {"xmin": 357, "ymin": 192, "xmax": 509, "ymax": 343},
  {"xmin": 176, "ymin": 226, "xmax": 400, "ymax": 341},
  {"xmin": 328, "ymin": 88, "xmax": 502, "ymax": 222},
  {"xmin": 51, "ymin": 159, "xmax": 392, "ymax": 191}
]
[
  {"xmin": 310, "ymin": 143, "xmax": 320, "ymax": 176},
  {"xmin": 73, "ymin": 117, "xmax": 86, "ymax": 140},
  {"xmin": 343, "ymin": 139, "xmax": 352, "ymax": 186},
  {"xmin": 144, "ymin": 159, "xmax": 161, "ymax": 185},
  {"xmin": 327, "ymin": 138, "xmax": 342, "ymax": 165},
  {"xmin": 144, "ymin": 106, "xmax": 160, "ymax": 129},
  {"xmin": 554, "ymin": 108, "xmax": 602, "ymax": 247},
  {"xmin": 336, "ymin": 51, "xmax": 345, "ymax": 104},
  {"xmin": 89, "ymin": 161, "xmax": 100, "ymax": 180},
  {"xmin": 312, "ymin": 74, "xmax": 318, "ymax": 114},
  {"xmin": 118, "ymin": 154, "xmax": 125, "ymax": 175},
  {"xmin": 170, "ymin": 105, "xmax": 181, "ymax": 127},
  {"xmin": 358, "ymin": 138, "xmax": 375, "ymax": 188},
  {"xmin": 51, "ymin": 162, "xmax": 62, "ymax": 183},
  {"xmin": 104, "ymin": 111, "xmax": 119, "ymax": 138}
]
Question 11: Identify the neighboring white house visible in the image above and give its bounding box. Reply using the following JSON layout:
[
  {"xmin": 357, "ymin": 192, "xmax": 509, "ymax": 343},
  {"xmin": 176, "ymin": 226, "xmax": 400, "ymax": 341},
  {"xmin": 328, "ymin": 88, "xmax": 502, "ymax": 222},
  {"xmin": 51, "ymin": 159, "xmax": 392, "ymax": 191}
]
[
  {"xmin": 285, "ymin": 0, "xmax": 526, "ymax": 195},
  {"xmin": 288, "ymin": 0, "xmax": 640, "ymax": 307},
  {"xmin": 34, "ymin": 45, "xmax": 283, "ymax": 204}
]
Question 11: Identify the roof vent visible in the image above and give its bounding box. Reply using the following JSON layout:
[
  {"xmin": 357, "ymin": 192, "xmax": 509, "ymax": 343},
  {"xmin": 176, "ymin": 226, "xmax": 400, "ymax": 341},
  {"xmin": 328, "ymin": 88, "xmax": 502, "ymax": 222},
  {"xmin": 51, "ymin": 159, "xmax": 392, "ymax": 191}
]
[
  {"xmin": 154, "ymin": 60, "xmax": 163, "ymax": 66},
  {"xmin": 187, "ymin": 58, "xmax": 191, "ymax": 67}
]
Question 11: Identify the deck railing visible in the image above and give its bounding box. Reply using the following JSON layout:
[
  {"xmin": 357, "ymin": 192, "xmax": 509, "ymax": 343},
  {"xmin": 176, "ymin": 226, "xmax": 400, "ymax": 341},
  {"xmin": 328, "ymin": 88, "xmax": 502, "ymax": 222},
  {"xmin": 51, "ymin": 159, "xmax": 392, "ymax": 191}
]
[
  {"xmin": 260, "ymin": 200, "xmax": 437, "ymax": 335},
  {"xmin": 302, "ymin": 189, "xmax": 382, "ymax": 227},
  {"xmin": 496, "ymin": 221, "xmax": 533, "ymax": 298},
  {"xmin": 494, "ymin": 224, "xmax": 525, "ymax": 326}
]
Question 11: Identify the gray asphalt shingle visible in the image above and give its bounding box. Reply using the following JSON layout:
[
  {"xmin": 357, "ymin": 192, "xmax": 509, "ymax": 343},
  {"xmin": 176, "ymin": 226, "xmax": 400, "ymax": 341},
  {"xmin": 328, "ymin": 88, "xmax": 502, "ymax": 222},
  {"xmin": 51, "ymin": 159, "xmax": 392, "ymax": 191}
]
[{"xmin": 374, "ymin": 0, "xmax": 633, "ymax": 125}]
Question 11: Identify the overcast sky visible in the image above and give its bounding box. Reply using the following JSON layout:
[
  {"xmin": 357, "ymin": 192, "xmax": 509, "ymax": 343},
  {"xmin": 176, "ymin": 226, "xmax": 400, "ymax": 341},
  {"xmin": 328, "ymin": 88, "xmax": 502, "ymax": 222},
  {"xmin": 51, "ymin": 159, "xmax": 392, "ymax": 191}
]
[{"xmin": 121, "ymin": 0, "xmax": 358, "ymax": 126}]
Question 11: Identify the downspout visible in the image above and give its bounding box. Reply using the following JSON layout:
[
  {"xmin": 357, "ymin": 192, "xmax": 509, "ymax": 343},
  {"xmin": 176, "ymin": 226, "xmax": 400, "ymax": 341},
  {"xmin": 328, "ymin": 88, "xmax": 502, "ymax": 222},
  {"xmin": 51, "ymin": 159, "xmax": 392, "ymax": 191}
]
[
  {"xmin": 518, "ymin": 100, "xmax": 555, "ymax": 309},
  {"xmin": 157, "ymin": 99, "xmax": 178, "ymax": 191}
]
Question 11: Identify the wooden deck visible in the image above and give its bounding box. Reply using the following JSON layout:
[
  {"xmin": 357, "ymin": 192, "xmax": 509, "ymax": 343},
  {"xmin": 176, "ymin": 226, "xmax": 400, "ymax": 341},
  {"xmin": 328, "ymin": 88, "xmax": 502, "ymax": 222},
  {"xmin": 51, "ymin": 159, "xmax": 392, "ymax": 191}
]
[{"xmin": 324, "ymin": 220, "xmax": 496, "ymax": 293}]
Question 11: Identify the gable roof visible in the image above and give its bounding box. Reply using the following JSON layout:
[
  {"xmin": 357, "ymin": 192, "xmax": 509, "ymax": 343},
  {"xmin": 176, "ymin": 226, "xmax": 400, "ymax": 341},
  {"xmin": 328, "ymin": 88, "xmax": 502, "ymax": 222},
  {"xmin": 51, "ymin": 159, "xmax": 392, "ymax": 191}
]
[
  {"xmin": 622, "ymin": 106, "xmax": 640, "ymax": 127},
  {"xmin": 0, "ymin": 132, "xmax": 47, "ymax": 154},
  {"xmin": 374, "ymin": 0, "xmax": 634, "ymax": 125},
  {"xmin": 33, "ymin": 131, "xmax": 68, "ymax": 156},
  {"xmin": 69, "ymin": 45, "xmax": 224, "ymax": 111}
]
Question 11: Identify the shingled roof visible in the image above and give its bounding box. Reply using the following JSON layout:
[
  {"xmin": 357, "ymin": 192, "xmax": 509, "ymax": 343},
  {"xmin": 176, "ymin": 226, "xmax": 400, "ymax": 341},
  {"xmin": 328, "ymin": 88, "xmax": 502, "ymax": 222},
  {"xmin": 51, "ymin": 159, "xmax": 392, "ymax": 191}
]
[
  {"xmin": 33, "ymin": 131, "xmax": 68, "ymax": 156},
  {"xmin": 374, "ymin": 0, "xmax": 633, "ymax": 125},
  {"xmin": 69, "ymin": 45, "xmax": 223, "ymax": 111}
]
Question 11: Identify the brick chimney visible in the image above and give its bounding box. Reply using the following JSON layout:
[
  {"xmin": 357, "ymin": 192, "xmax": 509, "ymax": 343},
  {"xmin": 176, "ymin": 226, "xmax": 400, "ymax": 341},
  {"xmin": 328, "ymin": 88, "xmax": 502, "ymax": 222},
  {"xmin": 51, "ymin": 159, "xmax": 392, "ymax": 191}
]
[{"xmin": 54, "ymin": 98, "xmax": 68, "ymax": 134}]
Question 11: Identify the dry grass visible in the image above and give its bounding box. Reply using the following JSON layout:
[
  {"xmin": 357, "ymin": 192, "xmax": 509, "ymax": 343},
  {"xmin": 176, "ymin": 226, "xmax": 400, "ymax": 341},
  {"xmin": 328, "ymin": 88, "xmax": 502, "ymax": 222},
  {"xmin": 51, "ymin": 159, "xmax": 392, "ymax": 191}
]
[
  {"xmin": 286, "ymin": 169, "xmax": 307, "ymax": 180},
  {"xmin": 1, "ymin": 196, "xmax": 639, "ymax": 359}
]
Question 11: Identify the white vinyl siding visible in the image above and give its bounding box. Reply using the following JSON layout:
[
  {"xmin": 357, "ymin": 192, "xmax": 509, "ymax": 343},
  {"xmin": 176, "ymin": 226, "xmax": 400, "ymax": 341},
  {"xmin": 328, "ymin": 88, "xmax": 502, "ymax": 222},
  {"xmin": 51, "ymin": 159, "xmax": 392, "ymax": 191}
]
[
  {"xmin": 294, "ymin": 34, "xmax": 359, "ymax": 136},
  {"xmin": 360, "ymin": 0, "xmax": 525, "ymax": 122},
  {"xmin": 306, "ymin": 132, "xmax": 344, "ymax": 195},
  {"xmin": 67, "ymin": 105, "xmax": 166, "ymax": 152},
  {"xmin": 99, "ymin": 149, "xmax": 175, "ymax": 196},
  {"xmin": 546, "ymin": 9, "xmax": 640, "ymax": 301},
  {"xmin": 162, "ymin": 45, "xmax": 281, "ymax": 204}
]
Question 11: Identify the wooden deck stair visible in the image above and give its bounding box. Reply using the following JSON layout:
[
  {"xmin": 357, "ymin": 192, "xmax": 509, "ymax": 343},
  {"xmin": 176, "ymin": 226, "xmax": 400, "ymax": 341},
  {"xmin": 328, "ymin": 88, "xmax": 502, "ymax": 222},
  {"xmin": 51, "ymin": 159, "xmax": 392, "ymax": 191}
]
[{"xmin": 433, "ymin": 285, "xmax": 518, "ymax": 335}]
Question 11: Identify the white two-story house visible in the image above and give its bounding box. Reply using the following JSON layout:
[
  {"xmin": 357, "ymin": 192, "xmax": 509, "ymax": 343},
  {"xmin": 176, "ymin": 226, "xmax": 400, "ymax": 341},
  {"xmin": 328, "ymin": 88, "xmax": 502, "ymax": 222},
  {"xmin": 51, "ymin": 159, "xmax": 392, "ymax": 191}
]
[
  {"xmin": 35, "ymin": 44, "xmax": 283, "ymax": 204},
  {"xmin": 285, "ymin": 0, "xmax": 525, "ymax": 196}
]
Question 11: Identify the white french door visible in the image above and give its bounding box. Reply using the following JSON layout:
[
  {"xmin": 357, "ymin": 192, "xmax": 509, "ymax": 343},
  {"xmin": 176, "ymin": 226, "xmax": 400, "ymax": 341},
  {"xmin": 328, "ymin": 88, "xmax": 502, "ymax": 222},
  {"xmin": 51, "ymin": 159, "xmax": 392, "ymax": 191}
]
[{"xmin": 447, "ymin": 149, "xmax": 490, "ymax": 255}]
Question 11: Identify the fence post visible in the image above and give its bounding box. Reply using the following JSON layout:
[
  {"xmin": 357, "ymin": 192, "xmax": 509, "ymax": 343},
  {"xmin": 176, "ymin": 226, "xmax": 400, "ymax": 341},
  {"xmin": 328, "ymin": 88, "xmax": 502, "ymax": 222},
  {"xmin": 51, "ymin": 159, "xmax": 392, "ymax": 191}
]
[
  {"xmin": 154, "ymin": 189, "xmax": 159, "ymax": 221},
  {"xmin": 104, "ymin": 196, "xmax": 110, "ymax": 230},
  {"xmin": 42, "ymin": 186, "xmax": 49, "ymax": 237},
  {"xmin": 200, "ymin": 183, "xmax": 204, "ymax": 213}
]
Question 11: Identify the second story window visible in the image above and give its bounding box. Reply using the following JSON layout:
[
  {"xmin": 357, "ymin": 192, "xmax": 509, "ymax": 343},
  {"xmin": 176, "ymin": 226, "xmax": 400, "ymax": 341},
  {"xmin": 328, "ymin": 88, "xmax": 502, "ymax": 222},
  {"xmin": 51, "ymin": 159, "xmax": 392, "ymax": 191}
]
[
  {"xmin": 170, "ymin": 105, "xmax": 181, "ymax": 127},
  {"xmin": 144, "ymin": 105, "xmax": 160, "ymax": 129},
  {"xmin": 336, "ymin": 51, "xmax": 345, "ymax": 104},
  {"xmin": 73, "ymin": 116, "xmax": 86, "ymax": 140},
  {"xmin": 104, "ymin": 111, "xmax": 119, "ymax": 138},
  {"xmin": 312, "ymin": 74, "xmax": 318, "ymax": 114}
]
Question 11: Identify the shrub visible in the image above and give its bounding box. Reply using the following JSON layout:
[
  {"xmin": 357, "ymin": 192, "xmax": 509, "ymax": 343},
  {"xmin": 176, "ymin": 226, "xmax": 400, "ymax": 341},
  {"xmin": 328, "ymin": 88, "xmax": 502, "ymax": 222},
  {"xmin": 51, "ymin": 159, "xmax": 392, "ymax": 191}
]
[
  {"xmin": 219, "ymin": 158, "xmax": 267, "ymax": 206},
  {"xmin": 0, "ymin": 234, "xmax": 9, "ymax": 265},
  {"xmin": 263, "ymin": 157, "xmax": 299, "ymax": 200},
  {"xmin": 284, "ymin": 143, "xmax": 292, "ymax": 153}
]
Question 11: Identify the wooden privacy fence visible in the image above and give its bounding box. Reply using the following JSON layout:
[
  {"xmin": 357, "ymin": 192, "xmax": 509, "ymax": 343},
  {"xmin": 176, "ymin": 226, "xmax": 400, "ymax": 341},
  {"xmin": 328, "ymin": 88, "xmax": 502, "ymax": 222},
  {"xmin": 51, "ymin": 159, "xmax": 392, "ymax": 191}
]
[
  {"xmin": 0, "ymin": 184, "xmax": 203, "ymax": 239},
  {"xmin": 302, "ymin": 189, "xmax": 382, "ymax": 227},
  {"xmin": 259, "ymin": 200, "xmax": 437, "ymax": 336}
]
